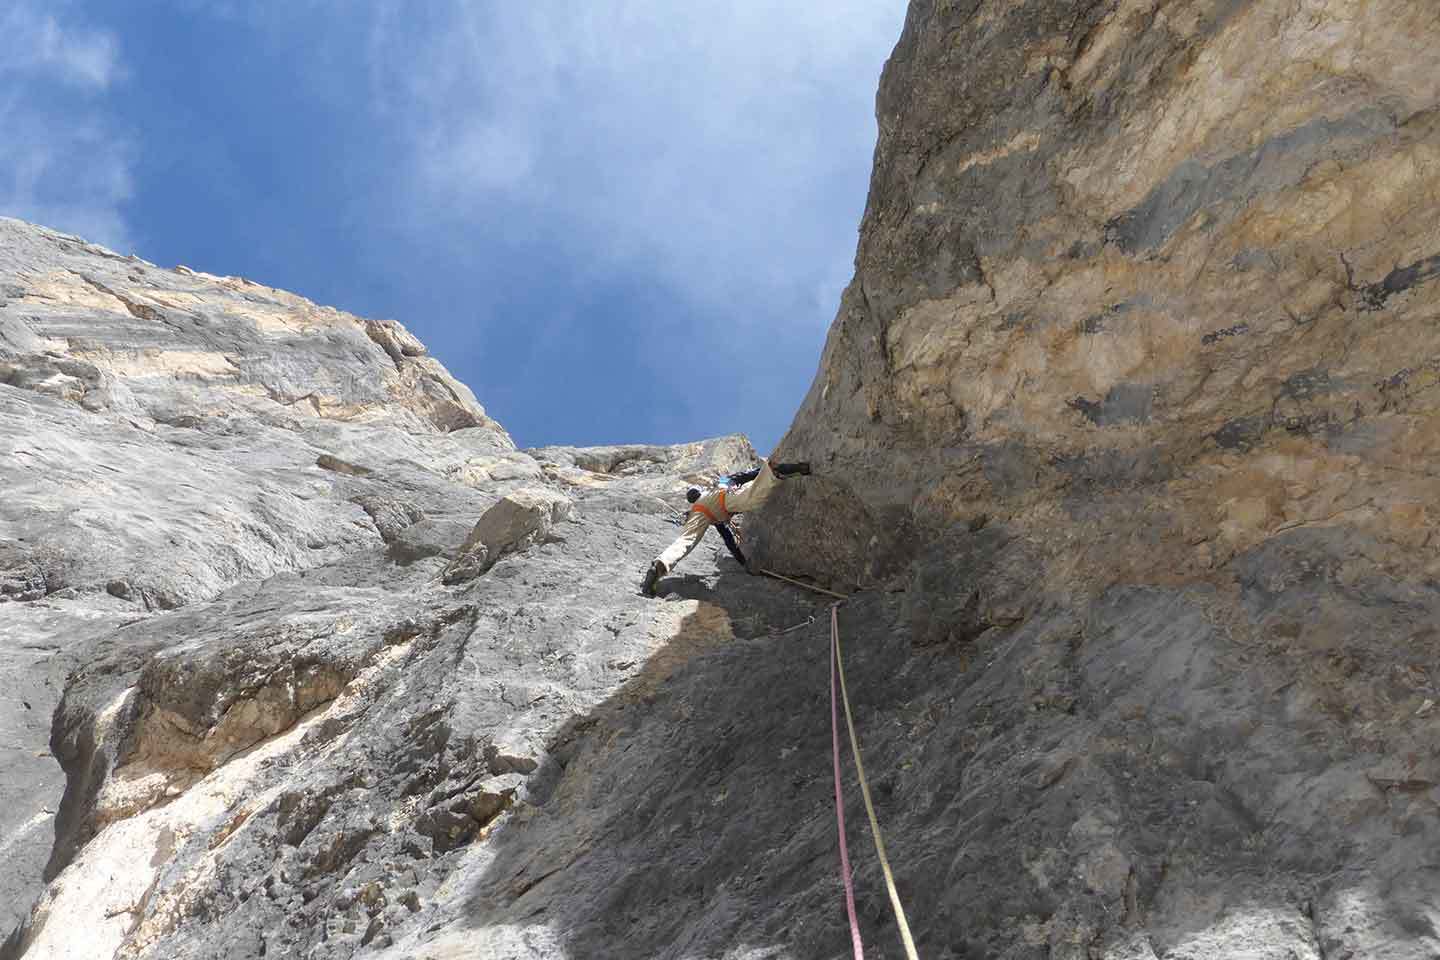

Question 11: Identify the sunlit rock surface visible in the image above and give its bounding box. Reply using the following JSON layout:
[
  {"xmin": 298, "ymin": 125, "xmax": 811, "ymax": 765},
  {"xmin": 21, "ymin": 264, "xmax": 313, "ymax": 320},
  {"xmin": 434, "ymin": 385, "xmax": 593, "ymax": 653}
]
[{"xmin": 3, "ymin": 215, "xmax": 820, "ymax": 958}]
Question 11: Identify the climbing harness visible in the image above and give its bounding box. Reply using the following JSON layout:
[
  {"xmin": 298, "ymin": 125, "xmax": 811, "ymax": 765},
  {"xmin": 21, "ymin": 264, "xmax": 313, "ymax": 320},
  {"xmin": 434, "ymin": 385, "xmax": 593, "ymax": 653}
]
[
  {"xmin": 830, "ymin": 604, "xmax": 920, "ymax": 960},
  {"xmin": 690, "ymin": 488, "xmax": 731, "ymax": 525}
]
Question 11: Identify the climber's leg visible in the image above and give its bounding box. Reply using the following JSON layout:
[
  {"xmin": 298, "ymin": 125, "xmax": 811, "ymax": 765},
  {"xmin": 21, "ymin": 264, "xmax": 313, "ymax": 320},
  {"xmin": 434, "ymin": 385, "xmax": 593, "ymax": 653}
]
[
  {"xmin": 723, "ymin": 459, "xmax": 781, "ymax": 514},
  {"xmin": 640, "ymin": 559, "xmax": 664, "ymax": 596},
  {"xmin": 644, "ymin": 514, "xmax": 710, "ymax": 594}
]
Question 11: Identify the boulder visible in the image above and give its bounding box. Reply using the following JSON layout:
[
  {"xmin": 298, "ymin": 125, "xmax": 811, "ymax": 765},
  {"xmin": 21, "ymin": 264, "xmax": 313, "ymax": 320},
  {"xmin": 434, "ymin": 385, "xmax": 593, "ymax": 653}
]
[{"xmin": 443, "ymin": 489, "xmax": 573, "ymax": 583}]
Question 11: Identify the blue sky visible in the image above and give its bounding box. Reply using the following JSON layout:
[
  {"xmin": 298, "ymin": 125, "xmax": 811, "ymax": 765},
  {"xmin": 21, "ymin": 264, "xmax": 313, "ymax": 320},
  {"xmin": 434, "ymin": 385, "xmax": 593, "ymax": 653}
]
[{"xmin": 2, "ymin": 1, "xmax": 907, "ymax": 451}]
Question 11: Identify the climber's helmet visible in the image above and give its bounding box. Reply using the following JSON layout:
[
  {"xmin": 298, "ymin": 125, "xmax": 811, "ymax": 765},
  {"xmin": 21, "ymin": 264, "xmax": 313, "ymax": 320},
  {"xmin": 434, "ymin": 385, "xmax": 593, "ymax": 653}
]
[{"xmin": 686, "ymin": 488, "xmax": 701, "ymax": 504}]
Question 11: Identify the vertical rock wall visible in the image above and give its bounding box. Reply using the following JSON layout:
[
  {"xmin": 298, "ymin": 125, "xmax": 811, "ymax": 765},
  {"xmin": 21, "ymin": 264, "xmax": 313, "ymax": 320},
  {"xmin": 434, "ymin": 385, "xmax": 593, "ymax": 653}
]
[
  {"xmin": 778, "ymin": 0, "xmax": 1440, "ymax": 581},
  {"xmin": 757, "ymin": 0, "xmax": 1440, "ymax": 956}
]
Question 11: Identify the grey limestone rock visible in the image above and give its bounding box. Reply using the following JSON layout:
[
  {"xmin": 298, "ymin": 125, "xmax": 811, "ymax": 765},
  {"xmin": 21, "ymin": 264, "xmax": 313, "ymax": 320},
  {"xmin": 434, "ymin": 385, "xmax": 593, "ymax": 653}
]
[
  {"xmin": 386, "ymin": 517, "xmax": 475, "ymax": 565},
  {"xmin": 1, "ymin": 218, "xmax": 805, "ymax": 957}
]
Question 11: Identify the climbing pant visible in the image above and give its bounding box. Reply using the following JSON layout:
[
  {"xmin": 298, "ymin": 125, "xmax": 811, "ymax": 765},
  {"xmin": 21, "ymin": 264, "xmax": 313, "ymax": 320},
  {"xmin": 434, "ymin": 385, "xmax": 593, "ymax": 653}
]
[
  {"xmin": 718, "ymin": 458, "xmax": 779, "ymax": 514},
  {"xmin": 655, "ymin": 459, "xmax": 781, "ymax": 572}
]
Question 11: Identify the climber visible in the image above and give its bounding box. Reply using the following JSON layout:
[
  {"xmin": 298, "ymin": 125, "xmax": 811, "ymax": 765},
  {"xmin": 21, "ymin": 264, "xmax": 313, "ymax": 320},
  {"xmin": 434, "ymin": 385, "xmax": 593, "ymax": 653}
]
[{"xmin": 640, "ymin": 459, "xmax": 811, "ymax": 596}]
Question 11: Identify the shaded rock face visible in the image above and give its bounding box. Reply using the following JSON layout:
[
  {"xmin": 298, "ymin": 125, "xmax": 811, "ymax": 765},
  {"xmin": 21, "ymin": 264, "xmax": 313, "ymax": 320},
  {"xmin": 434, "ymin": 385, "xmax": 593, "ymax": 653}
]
[{"xmin": 762, "ymin": 0, "xmax": 1440, "ymax": 956}]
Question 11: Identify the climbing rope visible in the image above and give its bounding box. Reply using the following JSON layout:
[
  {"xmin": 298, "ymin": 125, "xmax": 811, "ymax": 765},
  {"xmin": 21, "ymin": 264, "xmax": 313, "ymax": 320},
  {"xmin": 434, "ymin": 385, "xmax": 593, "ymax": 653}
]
[
  {"xmin": 758, "ymin": 567, "xmax": 848, "ymax": 600},
  {"xmin": 832, "ymin": 608, "xmax": 865, "ymax": 959},
  {"xmin": 831, "ymin": 604, "xmax": 920, "ymax": 960},
  {"xmin": 748, "ymin": 565, "xmax": 917, "ymax": 953}
]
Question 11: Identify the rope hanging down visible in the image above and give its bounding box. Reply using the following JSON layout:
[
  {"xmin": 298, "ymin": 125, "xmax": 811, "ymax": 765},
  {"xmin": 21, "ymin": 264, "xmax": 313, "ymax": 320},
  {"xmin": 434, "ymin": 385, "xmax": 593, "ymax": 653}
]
[
  {"xmin": 831, "ymin": 611, "xmax": 865, "ymax": 960},
  {"xmin": 830, "ymin": 604, "xmax": 920, "ymax": 960},
  {"xmin": 759, "ymin": 567, "xmax": 849, "ymax": 600}
]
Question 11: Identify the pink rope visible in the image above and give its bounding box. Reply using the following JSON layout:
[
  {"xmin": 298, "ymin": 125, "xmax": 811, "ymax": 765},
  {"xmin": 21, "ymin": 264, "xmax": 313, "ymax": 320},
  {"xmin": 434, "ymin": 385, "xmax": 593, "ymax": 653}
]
[{"xmin": 832, "ymin": 604, "xmax": 865, "ymax": 959}]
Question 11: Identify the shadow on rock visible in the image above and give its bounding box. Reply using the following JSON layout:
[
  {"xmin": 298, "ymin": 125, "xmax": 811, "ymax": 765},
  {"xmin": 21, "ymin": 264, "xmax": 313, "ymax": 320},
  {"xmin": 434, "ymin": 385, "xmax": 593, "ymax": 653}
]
[
  {"xmin": 452, "ymin": 562, "xmax": 930, "ymax": 958},
  {"xmin": 443, "ymin": 521, "xmax": 1440, "ymax": 960}
]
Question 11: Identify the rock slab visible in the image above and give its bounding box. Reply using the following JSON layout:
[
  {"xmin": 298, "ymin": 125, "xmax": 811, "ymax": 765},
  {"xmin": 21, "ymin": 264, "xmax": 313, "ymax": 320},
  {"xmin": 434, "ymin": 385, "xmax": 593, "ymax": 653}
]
[{"xmin": 765, "ymin": 1, "xmax": 1440, "ymax": 956}]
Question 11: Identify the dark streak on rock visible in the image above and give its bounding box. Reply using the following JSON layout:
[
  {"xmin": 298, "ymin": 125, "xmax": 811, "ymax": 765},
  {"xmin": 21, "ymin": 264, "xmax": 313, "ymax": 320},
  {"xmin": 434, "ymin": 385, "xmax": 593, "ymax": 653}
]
[
  {"xmin": 1213, "ymin": 415, "xmax": 1270, "ymax": 452},
  {"xmin": 1376, "ymin": 360, "xmax": 1440, "ymax": 413},
  {"xmin": 316, "ymin": 454, "xmax": 373, "ymax": 477},
  {"xmin": 1052, "ymin": 445, "xmax": 1174, "ymax": 489},
  {"xmin": 1359, "ymin": 253, "xmax": 1440, "ymax": 310},
  {"xmin": 1068, "ymin": 382, "xmax": 1154, "ymax": 426},
  {"xmin": 1201, "ymin": 322, "xmax": 1250, "ymax": 345},
  {"xmin": 1278, "ymin": 368, "xmax": 1333, "ymax": 403},
  {"xmin": 1068, "ymin": 395, "xmax": 1102, "ymax": 422},
  {"xmin": 1106, "ymin": 109, "xmax": 1395, "ymax": 254},
  {"xmin": 1080, "ymin": 300, "xmax": 1138, "ymax": 334}
]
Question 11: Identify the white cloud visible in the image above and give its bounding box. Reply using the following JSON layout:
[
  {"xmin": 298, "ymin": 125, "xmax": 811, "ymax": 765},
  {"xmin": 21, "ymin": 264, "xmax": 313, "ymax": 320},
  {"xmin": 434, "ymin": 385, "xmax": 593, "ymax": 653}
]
[
  {"xmin": 420, "ymin": 121, "xmax": 535, "ymax": 193},
  {"xmin": 0, "ymin": 3, "xmax": 120, "ymax": 89},
  {"xmin": 0, "ymin": 100, "xmax": 134, "ymax": 250},
  {"xmin": 0, "ymin": 3, "xmax": 132, "ymax": 249},
  {"xmin": 364, "ymin": 1, "xmax": 908, "ymax": 328},
  {"xmin": 140, "ymin": 0, "xmax": 904, "ymax": 332}
]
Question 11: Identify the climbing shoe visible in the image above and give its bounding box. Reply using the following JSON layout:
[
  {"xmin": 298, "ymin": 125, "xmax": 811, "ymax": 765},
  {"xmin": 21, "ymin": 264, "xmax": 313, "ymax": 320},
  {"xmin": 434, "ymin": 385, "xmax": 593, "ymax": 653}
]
[{"xmin": 640, "ymin": 560, "xmax": 665, "ymax": 597}]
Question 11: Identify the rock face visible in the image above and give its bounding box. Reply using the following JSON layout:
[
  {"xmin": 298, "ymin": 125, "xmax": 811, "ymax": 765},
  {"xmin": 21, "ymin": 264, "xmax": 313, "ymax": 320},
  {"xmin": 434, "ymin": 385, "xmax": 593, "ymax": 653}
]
[
  {"xmin": 5, "ymin": 1, "xmax": 1440, "ymax": 956},
  {"xmin": 0, "ymin": 215, "xmax": 522, "ymax": 949},
  {"xmin": 760, "ymin": 0, "xmax": 1440, "ymax": 956},
  {"xmin": 0, "ymin": 221, "xmax": 815, "ymax": 959}
]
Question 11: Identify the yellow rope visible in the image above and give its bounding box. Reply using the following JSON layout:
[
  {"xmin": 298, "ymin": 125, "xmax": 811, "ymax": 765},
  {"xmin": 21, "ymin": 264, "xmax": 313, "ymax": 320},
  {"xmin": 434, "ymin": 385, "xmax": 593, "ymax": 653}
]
[
  {"xmin": 758, "ymin": 567, "xmax": 849, "ymax": 600},
  {"xmin": 832, "ymin": 605, "xmax": 919, "ymax": 960}
]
